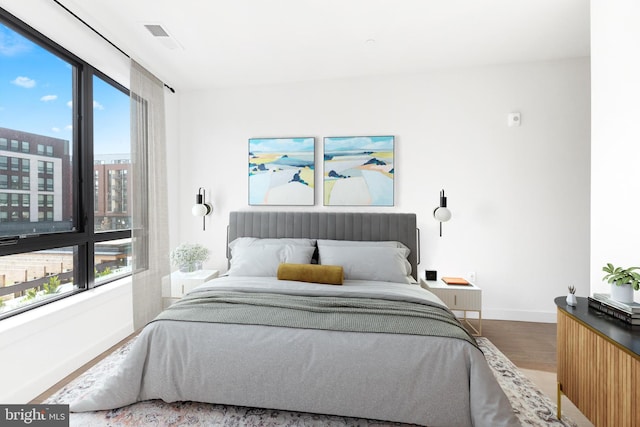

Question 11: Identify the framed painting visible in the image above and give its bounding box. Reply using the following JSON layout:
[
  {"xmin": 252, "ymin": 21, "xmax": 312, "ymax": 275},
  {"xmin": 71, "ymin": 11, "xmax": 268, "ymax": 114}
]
[
  {"xmin": 249, "ymin": 137, "xmax": 315, "ymax": 206},
  {"xmin": 323, "ymin": 135, "xmax": 394, "ymax": 206}
]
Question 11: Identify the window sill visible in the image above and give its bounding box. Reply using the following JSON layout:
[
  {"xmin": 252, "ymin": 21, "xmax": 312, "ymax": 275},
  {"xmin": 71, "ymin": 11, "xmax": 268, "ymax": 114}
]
[{"xmin": 0, "ymin": 276, "xmax": 132, "ymax": 338}]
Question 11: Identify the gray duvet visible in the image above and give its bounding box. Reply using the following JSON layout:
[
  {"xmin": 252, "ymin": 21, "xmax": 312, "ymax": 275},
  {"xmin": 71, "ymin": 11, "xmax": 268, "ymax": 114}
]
[{"xmin": 70, "ymin": 277, "xmax": 520, "ymax": 427}]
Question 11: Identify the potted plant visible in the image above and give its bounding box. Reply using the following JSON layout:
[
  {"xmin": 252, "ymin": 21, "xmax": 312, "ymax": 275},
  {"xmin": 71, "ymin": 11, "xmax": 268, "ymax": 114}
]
[
  {"xmin": 171, "ymin": 243, "xmax": 210, "ymax": 273},
  {"xmin": 602, "ymin": 263, "xmax": 640, "ymax": 303},
  {"xmin": 566, "ymin": 285, "xmax": 577, "ymax": 307}
]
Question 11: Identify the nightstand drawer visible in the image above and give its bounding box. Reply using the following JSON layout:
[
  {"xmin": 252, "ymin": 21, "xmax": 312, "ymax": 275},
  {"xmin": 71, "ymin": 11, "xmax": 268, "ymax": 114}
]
[
  {"xmin": 163, "ymin": 269, "xmax": 219, "ymax": 299},
  {"xmin": 420, "ymin": 277, "xmax": 483, "ymax": 335},
  {"xmin": 432, "ymin": 289, "xmax": 481, "ymax": 311}
]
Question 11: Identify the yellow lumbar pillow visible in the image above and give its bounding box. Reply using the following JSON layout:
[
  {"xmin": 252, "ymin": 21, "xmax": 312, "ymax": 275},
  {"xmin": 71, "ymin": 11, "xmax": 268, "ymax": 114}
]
[{"xmin": 277, "ymin": 263, "xmax": 344, "ymax": 285}]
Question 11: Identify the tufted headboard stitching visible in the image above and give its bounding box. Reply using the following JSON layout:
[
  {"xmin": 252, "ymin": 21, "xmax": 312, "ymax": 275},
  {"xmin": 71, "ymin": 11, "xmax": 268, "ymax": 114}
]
[{"xmin": 227, "ymin": 211, "xmax": 419, "ymax": 280}]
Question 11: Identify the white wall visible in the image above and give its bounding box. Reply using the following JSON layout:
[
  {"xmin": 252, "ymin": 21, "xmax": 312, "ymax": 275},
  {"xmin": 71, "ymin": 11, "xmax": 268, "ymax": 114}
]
[
  {"xmin": 174, "ymin": 58, "xmax": 591, "ymax": 322},
  {"xmin": 590, "ymin": 0, "xmax": 640, "ymax": 300}
]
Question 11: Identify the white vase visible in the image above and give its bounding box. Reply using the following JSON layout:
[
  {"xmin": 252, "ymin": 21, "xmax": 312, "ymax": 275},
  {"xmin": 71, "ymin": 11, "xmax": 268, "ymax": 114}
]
[
  {"xmin": 566, "ymin": 293, "xmax": 577, "ymax": 307},
  {"xmin": 610, "ymin": 283, "xmax": 634, "ymax": 304},
  {"xmin": 179, "ymin": 262, "xmax": 202, "ymax": 273}
]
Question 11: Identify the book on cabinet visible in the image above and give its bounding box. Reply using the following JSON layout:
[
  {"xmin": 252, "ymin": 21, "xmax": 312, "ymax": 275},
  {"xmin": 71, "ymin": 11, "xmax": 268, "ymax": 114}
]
[
  {"xmin": 592, "ymin": 292, "xmax": 640, "ymax": 313},
  {"xmin": 587, "ymin": 297, "xmax": 640, "ymax": 325}
]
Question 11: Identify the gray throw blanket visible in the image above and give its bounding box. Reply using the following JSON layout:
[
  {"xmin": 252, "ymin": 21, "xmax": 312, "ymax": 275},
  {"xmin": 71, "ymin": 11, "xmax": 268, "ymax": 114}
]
[{"xmin": 153, "ymin": 290, "xmax": 478, "ymax": 348}]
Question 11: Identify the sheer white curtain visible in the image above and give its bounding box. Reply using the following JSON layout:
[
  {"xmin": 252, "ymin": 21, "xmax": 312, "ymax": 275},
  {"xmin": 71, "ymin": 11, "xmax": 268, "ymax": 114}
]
[{"xmin": 130, "ymin": 60, "xmax": 170, "ymax": 330}]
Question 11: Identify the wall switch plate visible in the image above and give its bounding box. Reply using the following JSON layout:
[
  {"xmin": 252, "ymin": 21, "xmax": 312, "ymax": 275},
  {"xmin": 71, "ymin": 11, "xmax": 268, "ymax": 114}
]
[
  {"xmin": 425, "ymin": 270, "xmax": 437, "ymax": 281},
  {"xmin": 468, "ymin": 271, "xmax": 476, "ymax": 283},
  {"xmin": 508, "ymin": 112, "xmax": 521, "ymax": 127}
]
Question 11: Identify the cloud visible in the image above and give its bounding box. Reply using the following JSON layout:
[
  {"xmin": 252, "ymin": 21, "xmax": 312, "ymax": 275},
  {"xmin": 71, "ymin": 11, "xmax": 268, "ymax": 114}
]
[
  {"xmin": 67, "ymin": 101, "xmax": 73, "ymax": 108},
  {"xmin": 250, "ymin": 137, "xmax": 314, "ymax": 153},
  {"xmin": 0, "ymin": 27, "xmax": 33, "ymax": 56},
  {"xmin": 40, "ymin": 95, "xmax": 58, "ymax": 102},
  {"xmin": 11, "ymin": 76, "xmax": 36, "ymax": 88},
  {"xmin": 65, "ymin": 125, "xmax": 73, "ymax": 131},
  {"xmin": 325, "ymin": 136, "xmax": 394, "ymax": 152},
  {"xmin": 52, "ymin": 127, "xmax": 60, "ymax": 132}
]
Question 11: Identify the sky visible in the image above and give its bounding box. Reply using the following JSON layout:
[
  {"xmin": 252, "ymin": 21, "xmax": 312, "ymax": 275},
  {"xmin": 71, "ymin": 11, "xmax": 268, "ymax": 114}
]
[
  {"xmin": 324, "ymin": 136, "xmax": 394, "ymax": 152},
  {"xmin": 0, "ymin": 22, "xmax": 130, "ymax": 155},
  {"xmin": 249, "ymin": 137, "xmax": 315, "ymax": 153}
]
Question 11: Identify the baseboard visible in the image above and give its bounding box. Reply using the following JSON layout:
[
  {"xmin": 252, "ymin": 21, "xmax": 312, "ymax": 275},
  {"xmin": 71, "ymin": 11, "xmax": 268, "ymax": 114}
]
[{"xmin": 482, "ymin": 308, "xmax": 557, "ymax": 323}]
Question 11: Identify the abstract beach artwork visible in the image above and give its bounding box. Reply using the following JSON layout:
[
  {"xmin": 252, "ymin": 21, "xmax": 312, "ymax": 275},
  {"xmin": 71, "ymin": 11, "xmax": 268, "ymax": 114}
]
[
  {"xmin": 324, "ymin": 136, "xmax": 394, "ymax": 206},
  {"xmin": 249, "ymin": 137, "xmax": 315, "ymax": 205}
]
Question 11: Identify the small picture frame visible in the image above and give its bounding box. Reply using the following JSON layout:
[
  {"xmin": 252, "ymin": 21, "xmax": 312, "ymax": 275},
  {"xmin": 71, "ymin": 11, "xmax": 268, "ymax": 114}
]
[
  {"xmin": 248, "ymin": 137, "xmax": 315, "ymax": 206},
  {"xmin": 323, "ymin": 135, "xmax": 394, "ymax": 206}
]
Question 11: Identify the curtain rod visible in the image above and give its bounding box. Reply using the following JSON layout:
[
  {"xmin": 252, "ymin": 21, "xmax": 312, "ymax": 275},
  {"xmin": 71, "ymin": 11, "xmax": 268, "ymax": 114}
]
[{"xmin": 52, "ymin": 0, "xmax": 176, "ymax": 93}]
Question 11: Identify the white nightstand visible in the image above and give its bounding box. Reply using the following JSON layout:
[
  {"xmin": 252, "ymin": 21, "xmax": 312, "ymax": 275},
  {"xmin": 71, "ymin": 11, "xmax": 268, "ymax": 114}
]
[
  {"xmin": 162, "ymin": 269, "xmax": 219, "ymax": 307},
  {"xmin": 420, "ymin": 277, "xmax": 482, "ymax": 336}
]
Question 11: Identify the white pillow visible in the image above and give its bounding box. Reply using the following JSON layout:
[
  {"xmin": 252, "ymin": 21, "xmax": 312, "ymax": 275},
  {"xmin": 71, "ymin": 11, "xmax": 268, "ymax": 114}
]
[
  {"xmin": 317, "ymin": 240, "xmax": 412, "ymax": 276},
  {"xmin": 317, "ymin": 239, "xmax": 407, "ymax": 249},
  {"xmin": 227, "ymin": 245, "xmax": 282, "ymax": 276},
  {"xmin": 229, "ymin": 237, "xmax": 316, "ymax": 251},
  {"xmin": 283, "ymin": 245, "xmax": 316, "ymax": 264},
  {"xmin": 227, "ymin": 245, "xmax": 315, "ymax": 277},
  {"xmin": 318, "ymin": 245, "xmax": 412, "ymax": 284}
]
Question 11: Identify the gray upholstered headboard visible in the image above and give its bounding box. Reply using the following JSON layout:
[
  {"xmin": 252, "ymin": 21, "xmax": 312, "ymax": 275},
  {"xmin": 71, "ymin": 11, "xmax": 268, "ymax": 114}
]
[{"xmin": 227, "ymin": 211, "xmax": 419, "ymax": 280}]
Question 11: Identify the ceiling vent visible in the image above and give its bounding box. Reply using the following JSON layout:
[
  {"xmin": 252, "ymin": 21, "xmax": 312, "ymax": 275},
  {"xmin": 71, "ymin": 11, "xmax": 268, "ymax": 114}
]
[
  {"xmin": 143, "ymin": 23, "xmax": 183, "ymax": 50},
  {"xmin": 144, "ymin": 24, "xmax": 170, "ymax": 37}
]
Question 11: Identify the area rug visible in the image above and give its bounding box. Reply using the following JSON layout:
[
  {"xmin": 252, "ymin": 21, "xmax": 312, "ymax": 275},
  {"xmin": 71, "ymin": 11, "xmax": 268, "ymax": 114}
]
[{"xmin": 45, "ymin": 337, "xmax": 577, "ymax": 426}]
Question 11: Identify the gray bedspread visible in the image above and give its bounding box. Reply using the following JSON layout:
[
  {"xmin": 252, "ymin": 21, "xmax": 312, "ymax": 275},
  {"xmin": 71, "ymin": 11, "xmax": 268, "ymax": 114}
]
[
  {"xmin": 70, "ymin": 277, "xmax": 520, "ymax": 427},
  {"xmin": 154, "ymin": 290, "xmax": 478, "ymax": 347}
]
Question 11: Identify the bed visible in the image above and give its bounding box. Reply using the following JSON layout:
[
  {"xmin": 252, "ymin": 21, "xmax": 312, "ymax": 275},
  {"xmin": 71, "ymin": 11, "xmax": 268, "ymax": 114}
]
[{"xmin": 70, "ymin": 211, "xmax": 519, "ymax": 426}]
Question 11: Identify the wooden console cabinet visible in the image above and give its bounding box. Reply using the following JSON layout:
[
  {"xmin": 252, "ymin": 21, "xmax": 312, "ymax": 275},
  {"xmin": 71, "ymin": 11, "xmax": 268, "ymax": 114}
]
[{"xmin": 556, "ymin": 297, "xmax": 640, "ymax": 427}]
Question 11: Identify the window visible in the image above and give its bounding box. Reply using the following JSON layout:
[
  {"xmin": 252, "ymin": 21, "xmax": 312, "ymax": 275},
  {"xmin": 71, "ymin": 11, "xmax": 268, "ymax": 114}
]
[
  {"xmin": 0, "ymin": 11, "xmax": 132, "ymax": 319},
  {"xmin": 93, "ymin": 74, "xmax": 132, "ymax": 233}
]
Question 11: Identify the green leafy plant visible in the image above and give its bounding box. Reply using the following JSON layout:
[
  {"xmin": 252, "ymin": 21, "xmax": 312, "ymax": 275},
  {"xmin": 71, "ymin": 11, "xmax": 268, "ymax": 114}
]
[
  {"xmin": 96, "ymin": 267, "xmax": 112, "ymax": 278},
  {"xmin": 23, "ymin": 288, "xmax": 38, "ymax": 301},
  {"xmin": 602, "ymin": 263, "xmax": 640, "ymax": 291},
  {"xmin": 43, "ymin": 275, "xmax": 61, "ymax": 294},
  {"xmin": 170, "ymin": 243, "xmax": 209, "ymax": 268}
]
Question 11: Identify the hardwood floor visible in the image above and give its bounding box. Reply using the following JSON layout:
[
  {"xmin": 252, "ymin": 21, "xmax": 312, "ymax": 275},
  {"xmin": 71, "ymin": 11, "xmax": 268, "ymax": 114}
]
[
  {"xmin": 31, "ymin": 320, "xmax": 558, "ymax": 403},
  {"xmin": 478, "ymin": 319, "xmax": 557, "ymax": 372}
]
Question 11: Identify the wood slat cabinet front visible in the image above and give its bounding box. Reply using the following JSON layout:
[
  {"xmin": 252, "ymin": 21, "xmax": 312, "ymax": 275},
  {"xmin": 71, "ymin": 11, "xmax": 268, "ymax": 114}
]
[{"xmin": 557, "ymin": 302, "xmax": 640, "ymax": 427}]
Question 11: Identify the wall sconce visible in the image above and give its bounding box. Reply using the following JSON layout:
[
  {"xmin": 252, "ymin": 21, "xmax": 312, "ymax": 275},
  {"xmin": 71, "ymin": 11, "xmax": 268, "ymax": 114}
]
[
  {"xmin": 191, "ymin": 187, "xmax": 213, "ymax": 230},
  {"xmin": 433, "ymin": 189, "xmax": 451, "ymax": 237}
]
